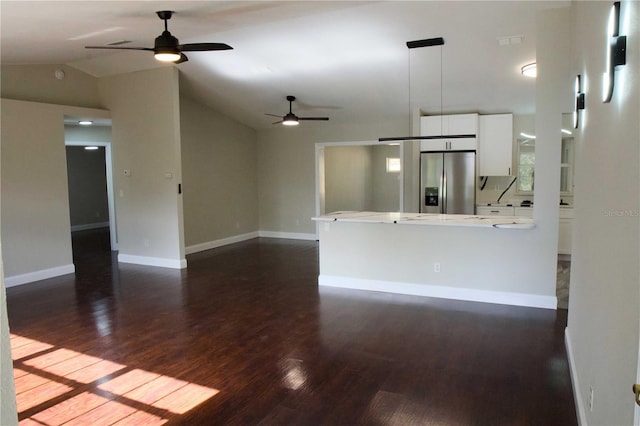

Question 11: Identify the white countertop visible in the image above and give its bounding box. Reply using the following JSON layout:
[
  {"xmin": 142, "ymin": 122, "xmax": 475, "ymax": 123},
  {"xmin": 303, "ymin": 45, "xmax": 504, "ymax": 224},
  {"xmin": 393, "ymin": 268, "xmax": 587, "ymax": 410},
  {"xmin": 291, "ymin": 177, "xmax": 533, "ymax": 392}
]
[
  {"xmin": 313, "ymin": 211, "xmax": 535, "ymax": 229},
  {"xmin": 476, "ymin": 204, "xmax": 573, "ymax": 209}
]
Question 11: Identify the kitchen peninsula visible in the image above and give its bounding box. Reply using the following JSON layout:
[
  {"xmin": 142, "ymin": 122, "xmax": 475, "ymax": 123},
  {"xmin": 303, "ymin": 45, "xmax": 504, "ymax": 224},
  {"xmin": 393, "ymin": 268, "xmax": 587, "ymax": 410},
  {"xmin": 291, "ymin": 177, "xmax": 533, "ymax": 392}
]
[{"xmin": 313, "ymin": 211, "xmax": 557, "ymax": 310}]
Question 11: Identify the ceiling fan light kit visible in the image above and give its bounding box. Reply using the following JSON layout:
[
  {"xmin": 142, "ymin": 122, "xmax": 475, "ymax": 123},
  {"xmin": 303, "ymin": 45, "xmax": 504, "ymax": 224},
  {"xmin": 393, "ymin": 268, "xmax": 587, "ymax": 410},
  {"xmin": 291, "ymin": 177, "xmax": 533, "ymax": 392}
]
[
  {"xmin": 282, "ymin": 114, "xmax": 299, "ymax": 126},
  {"xmin": 155, "ymin": 52, "xmax": 182, "ymax": 62},
  {"xmin": 85, "ymin": 10, "xmax": 232, "ymax": 64},
  {"xmin": 266, "ymin": 95, "xmax": 329, "ymax": 126}
]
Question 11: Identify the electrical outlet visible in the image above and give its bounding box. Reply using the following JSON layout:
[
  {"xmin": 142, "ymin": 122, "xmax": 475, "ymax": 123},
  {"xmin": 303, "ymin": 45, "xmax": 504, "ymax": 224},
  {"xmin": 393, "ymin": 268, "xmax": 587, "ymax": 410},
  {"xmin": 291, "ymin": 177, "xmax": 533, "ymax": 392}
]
[
  {"xmin": 588, "ymin": 387, "xmax": 594, "ymax": 411},
  {"xmin": 434, "ymin": 262, "xmax": 441, "ymax": 273}
]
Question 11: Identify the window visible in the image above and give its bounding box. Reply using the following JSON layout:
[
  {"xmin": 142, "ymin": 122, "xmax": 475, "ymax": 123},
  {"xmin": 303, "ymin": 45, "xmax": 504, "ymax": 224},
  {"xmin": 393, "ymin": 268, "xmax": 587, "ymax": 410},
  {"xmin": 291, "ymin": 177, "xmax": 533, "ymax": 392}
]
[
  {"xmin": 560, "ymin": 138, "xmax": 574, "ymax": 193},
  {"xmin": 516, "ymin": 136, "xmax": 574, "ymax": 194},
  {"xmin": 517, "ymin": 138, "xmax": 535, "ymax": 192},
  {"xmin": 386, "ymin": 157, "xmax": 401, "ymax": 173}
]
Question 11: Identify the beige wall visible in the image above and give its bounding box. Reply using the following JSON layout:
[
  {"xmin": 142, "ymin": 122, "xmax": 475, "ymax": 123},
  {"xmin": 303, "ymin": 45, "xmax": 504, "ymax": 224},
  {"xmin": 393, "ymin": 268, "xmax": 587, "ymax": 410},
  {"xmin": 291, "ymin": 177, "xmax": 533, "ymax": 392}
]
[
  {"xmin": 99, "ymin": 67, "xmax": 185, "ymax": 266},
  {"xmin": 179, "ymin": 95, "xmax": 258, "ymax": 247},
  {"xmin": 1, "ymin": 64, "xmax": 102, "ymax": 109},
  {"xmin": 0, "ymin": 100, "xmax": 111, "ymax": 281},
  {"xmin": 0, "ymin": 246, "xmax": 17, "ymax": 425},
  {"xmin": 324, "ymin": 144, "xmax": 400, "ymax": 213},
  {"xmin": 65, "ymin": 125, "xmax": 112, "ymax": 143},
  {"xmin": 66, "ymin": 146, "xmax": 109, "ymax": 227},
  {"xmin": 1, "ymin": 99, "xmax": 74, "ymax": 277},
  {"xmin": 324, "ymin": 145, "xmax": 373, "ymax": 213},
  {"xmin": 371, "ymin": 144, "xmax": 401, "ymax": 212},
  {"xmin": 257, "ymin": 118, "xmax": 406, "ymax": 234},
  {"xmin": 567, "ymin": 1, "xmax": 640, "ymax": 424}
]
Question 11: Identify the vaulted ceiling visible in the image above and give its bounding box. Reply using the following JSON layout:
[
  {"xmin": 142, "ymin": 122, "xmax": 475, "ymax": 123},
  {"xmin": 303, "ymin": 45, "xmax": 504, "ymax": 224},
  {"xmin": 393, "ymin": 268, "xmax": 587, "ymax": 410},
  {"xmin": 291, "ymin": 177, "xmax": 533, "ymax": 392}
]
[{"xmin": 1, "ymin": 1, "xmax": 568, "ymax": 129}]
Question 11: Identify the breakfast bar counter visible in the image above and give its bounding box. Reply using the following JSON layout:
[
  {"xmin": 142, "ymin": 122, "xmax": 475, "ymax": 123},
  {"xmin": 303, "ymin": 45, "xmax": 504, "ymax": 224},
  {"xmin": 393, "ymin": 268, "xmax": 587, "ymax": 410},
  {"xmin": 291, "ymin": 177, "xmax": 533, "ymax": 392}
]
[
  {"xmin": 312, "ymin": 211, "xmax": 556, "ymax": 310},
  {"xmin": 312, "ymin": 211, "xmax": 535, "ymax": 229}
]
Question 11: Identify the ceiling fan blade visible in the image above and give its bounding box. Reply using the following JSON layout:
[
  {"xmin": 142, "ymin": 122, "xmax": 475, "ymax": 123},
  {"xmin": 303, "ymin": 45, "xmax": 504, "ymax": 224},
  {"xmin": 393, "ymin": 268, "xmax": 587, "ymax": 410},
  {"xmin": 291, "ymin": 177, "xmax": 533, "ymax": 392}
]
[
  {"xmin": 298, "ymin": 117, "xmax": 329, "ymax": 121},
  {"xmin": 178, "ymin": 43, "xmax": 233, "ymax": 51},
  {"xmin": 85, "ymin": 46, "xmax": 154, "ymax": 51},
  {"xmin": 176, "ymin": 53, "xmax": 189, "ymax": 64},
  {"xmin": 272, "ymin": 120, "xmax": 284, "ymax": 125},
  {"xmin": 265, "ymin": 113, "xmax": 282, "ymax": 118}
]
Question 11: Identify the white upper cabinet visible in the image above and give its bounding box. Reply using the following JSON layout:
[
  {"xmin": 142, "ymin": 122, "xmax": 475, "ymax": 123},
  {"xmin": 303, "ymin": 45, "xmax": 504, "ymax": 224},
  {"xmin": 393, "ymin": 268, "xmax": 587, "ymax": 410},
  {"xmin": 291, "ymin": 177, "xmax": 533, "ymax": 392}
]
[
  {"xmin": 420, "ymin": 114, "xmax": 478, "ymax": 151},
  {"xmin": 446, "ymin": 114, "xmax": 478, "ymax": 135},
  {"xmin": 420, "ymin": 114, "xmax": 478, "ymax": 136},
  {"xmin": 478, "ymin": 114, "xmax": 513, "ymax": 176},
  {"xmin": 420, "ymin": 116, "xmax": 444, "ymax": 137}
]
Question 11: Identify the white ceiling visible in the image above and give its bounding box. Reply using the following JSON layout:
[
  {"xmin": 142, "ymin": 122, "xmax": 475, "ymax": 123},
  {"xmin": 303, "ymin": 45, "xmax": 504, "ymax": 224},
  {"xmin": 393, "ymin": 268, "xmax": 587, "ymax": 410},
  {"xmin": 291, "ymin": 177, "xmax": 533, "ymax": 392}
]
[{"xmin": 1, "ymin": 1, "xmax": 568, "ymax": 129}]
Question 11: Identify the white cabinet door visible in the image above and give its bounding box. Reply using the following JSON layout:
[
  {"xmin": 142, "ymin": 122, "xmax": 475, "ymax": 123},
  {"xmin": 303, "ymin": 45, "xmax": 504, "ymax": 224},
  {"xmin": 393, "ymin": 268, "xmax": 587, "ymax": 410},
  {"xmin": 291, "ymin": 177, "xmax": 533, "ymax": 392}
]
[
  {"xmin": 479, "ymin": 114, "xmax": 513, "ymax": 176},
  {"xmin": 448, "ymin": 114, "xmax": 478, "ymax": 136},
  {"xmin": 514, "ymin": 207, "xmax": 533, "ymax": 217},
  {"xmin": 476, "ymin": 206, "xmax": 515, "ymax": 216},
  {"xmin": 449, "ymin": 138, "xmax": 477, "ymax": 151},
  {"xmin": 421, "ymin": 114, "xmax": 478, "ymax": 137},
  {"xmin": 558, "ymin": 208, "xmax": 573, "ymax": 255},
  {"xmin": 420, "ymin": 114, "xmax": 478, "ymax": 152},
  {"xmin": 420, "ymin": 139, "xmax": 447, "ymax": 151},
  {"xmin": 420, "ymin": 116, "xmax": 444, "ymax": 137}
]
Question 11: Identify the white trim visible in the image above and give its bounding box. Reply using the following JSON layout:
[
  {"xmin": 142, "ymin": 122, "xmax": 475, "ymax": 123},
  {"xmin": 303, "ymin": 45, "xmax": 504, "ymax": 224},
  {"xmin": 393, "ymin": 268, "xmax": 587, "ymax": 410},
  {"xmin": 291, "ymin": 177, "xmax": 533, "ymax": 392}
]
[
  {"xmin": 565, "ymin": 328, "xmax": 587, "ymax": 425},
  {"xmin": 185, "ymin": 232, "xmax": 259, "ymax": 255},
  {"xmin": 4, "ymin": 264, "xmax": 75, "ymax": 287},
  {"xmin": 318, "ymin": 275, "xmax": 557, "ymax": 310},
  {"xmin": 71, "ymin": 222, "xmax": 110, "ymax": 232},
  {"xmin": 118, "ymin": 254, "xmax": 187, "ymax": 269},
  {"xmin": 258, "ymin": 231, "xmax": 317, "ymax": 241}
]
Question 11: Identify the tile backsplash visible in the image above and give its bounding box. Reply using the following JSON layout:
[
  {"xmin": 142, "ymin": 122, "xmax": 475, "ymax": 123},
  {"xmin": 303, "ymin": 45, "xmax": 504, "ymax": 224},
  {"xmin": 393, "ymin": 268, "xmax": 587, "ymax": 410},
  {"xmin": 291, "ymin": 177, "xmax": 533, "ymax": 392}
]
[{"xmin": 476, "ymin": 176, "xmax": 572, "ymax": 206}]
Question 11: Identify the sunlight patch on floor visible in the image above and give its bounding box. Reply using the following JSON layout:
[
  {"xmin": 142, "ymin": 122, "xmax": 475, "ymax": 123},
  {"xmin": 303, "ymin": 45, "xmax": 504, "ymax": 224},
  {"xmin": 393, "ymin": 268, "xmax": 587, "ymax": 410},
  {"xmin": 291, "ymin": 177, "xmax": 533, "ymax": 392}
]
[{"xmin": 11, "ymin": 333, "xmax": 220, "ymax": 425}]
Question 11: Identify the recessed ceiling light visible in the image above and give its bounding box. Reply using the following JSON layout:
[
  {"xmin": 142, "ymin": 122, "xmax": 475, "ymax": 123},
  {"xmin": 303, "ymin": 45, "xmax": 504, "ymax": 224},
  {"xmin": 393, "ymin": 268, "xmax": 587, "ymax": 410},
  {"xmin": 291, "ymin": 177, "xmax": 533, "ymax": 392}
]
[
  {"xmin": 521, "ymin": 63, "xmax": 537, "ymax": 78},
  {"xmin": 78, "ymin": 120, "xmax": 93, "ymax": 125},
  {"xmin": 84, "ymin": 146, "xmax": 99, "ymax": 150},
  {"xmin": 498, "ymin": 35, "xmax": 523, "ymax": 46}
]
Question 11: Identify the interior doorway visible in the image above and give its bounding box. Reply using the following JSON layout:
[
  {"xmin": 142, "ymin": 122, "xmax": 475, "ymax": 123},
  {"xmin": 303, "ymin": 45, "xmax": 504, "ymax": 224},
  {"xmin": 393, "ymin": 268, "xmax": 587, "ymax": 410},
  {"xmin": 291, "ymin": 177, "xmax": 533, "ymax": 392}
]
[{"xmin": 64, "ymin": 124, "xmax": 117, "ymax": 251}]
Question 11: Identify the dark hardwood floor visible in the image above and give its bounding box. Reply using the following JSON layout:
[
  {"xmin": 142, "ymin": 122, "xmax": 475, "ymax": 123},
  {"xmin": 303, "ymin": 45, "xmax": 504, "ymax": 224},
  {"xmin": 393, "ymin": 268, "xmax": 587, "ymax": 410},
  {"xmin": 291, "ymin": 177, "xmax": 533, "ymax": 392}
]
[{"xmin": 7, "ymin": 228, "xmax": 577, "ymax": 425}]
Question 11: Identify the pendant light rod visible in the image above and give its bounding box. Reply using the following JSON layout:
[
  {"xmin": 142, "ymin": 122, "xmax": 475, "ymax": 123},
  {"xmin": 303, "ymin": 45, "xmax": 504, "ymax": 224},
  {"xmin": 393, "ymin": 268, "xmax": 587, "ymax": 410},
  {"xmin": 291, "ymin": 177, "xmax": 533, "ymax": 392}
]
[
  {"xmin": 406, "ymin": 37, "xmax": 445, "ymax": 49},
  {"xmin": 379, "ymin": 36, "xmax": 447, "ymax": 142}
]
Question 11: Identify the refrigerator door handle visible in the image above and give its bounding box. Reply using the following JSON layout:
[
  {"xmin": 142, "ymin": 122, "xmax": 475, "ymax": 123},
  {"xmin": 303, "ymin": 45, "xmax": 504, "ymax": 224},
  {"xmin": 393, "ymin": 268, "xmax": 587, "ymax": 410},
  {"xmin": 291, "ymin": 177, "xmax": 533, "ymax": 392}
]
[{"xmin": 441, "ymin": 170, "xmax": 446, "ymax": 213}]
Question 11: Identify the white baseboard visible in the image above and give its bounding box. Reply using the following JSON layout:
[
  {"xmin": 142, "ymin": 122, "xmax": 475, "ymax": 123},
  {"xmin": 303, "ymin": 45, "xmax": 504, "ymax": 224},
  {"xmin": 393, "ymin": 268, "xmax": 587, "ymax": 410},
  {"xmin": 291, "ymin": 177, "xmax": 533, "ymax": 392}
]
[
  {"xmin": 4, "ymin": 264, "xmax": 76, "ymax": 287},
  {"xmin": 258, "ymin": 231, "xmax": 317, "ymax": 241},
  {"xmin": 565, "ymin": 328, "xmax": 587, "ymax": 425},
  {"xmin": 117, "ymin": 254, "xmax": 187, "ymax": 269},
  {"xmin": 185, "ymin": 232, "xmax": 259, "ymax": 255},
  {"xmin": 71, "ymin": 222, "xmax": 110, "ymax": 232},
  {"xmin": 318, "ymin": 275, "xmax": 557, "ymax": 310}
]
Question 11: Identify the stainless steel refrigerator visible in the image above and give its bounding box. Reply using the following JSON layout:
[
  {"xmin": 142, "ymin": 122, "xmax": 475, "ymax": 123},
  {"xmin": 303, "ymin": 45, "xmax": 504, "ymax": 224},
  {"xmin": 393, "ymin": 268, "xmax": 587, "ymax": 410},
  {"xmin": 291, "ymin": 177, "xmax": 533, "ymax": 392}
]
[{"xmin": 420, "ymin": 151, "xmax": 475, "ymax": 214}]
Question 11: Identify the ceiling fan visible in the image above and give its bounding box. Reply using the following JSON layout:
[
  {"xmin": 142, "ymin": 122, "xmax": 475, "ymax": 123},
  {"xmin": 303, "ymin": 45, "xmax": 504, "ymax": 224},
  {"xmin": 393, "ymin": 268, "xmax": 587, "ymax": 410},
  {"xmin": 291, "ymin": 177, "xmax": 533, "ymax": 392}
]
[
  {"xmin": 85, "ymin": 11, "xmax": 232, "ymax": 64},
  {"xmin": 266, "ymin": 96, "xmax": 330, "ymax": 126}
]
